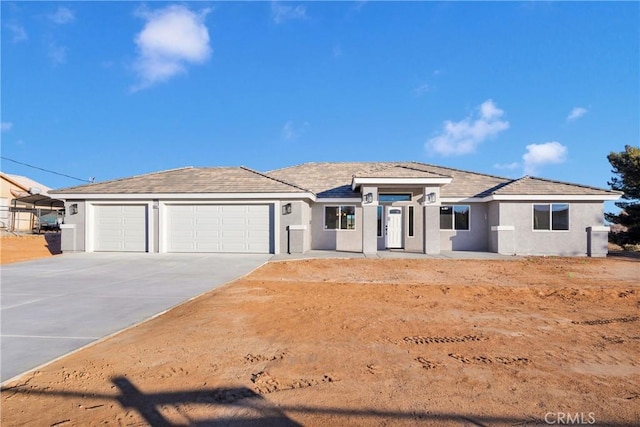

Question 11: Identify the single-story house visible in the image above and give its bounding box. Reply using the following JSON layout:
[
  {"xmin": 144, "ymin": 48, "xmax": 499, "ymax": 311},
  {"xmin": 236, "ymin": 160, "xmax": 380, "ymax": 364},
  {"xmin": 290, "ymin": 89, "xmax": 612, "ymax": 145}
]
[
  {"xmin": 1, "ymin": 172, "xmax": 63, "ymax": 231},
  {"xmin": 49, "ymin": 162, "xmax": 621, "ymax": 257}
]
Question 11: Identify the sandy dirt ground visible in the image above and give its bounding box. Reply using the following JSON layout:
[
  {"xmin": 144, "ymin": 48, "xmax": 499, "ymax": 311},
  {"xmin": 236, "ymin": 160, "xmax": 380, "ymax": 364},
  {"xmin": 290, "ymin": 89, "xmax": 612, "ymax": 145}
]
[
  {"xmin": 1, "ymin": 257, "xmax": 639, "ymax": 426},
  {"xmin": 0, "ymin": 234, "xmax": 61, "ymax": 265}
]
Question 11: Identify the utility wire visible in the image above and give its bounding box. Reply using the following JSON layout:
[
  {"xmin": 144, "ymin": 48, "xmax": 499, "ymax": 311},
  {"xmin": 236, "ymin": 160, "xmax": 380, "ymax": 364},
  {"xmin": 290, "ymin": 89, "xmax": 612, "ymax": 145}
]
[{"xmin": 0, "ymin": 156, "xmax": 93, "ymax": 183}]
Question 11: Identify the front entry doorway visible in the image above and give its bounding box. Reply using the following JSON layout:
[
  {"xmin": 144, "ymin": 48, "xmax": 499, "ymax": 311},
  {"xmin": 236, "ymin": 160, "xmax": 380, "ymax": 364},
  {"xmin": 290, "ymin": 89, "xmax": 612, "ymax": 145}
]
[{"xmin": 385, "ymin": 206, "xmax": 403, "ymax": 249}]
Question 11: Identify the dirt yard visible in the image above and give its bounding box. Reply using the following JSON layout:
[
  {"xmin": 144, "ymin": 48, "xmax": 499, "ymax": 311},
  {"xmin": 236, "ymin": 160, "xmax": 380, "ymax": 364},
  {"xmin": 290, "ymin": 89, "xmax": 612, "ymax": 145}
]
[
  {"xmin": 0, "ymin": 233, "xmax": 61, "ymax": 265},
  {"xmin": 1, "ymin": 256, "xmax": 639, "ymax": 426}
]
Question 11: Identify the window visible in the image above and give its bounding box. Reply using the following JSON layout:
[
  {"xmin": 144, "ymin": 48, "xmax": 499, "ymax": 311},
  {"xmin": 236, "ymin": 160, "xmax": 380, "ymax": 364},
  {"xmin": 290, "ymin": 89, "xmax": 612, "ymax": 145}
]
[
  {"xmin": 325, "ymin": 206, "xmax": 356, "ymax": 230},
  {"xmin": 440, "ymin": 205, "xmax": 470, "ymax": 230},
  {"xmin": 533, "ymin": 203, "xmax": 569, "ymax": 231},
  {"xmin": 408, "ymin": 206, "xmax": 414, "ymax": 237},
  {"xmin": 377, "ymin": 206, "xmax": 383, "ymax": 237},
  {"xmin": 379, "ymin": 193, "xmax": 412, "ymax": 202}
]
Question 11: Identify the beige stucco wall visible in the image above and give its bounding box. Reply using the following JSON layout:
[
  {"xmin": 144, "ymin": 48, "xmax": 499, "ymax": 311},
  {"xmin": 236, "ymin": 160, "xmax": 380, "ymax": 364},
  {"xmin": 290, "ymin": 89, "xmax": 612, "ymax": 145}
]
[{"xmin": 1, "ymin": 175, "xmax": 34, "ymax": 231}]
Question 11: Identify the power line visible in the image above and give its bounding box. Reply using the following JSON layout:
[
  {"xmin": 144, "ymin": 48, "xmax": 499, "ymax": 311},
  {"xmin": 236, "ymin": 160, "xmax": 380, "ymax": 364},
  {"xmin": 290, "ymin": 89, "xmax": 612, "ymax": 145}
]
[{"xmin": 0, "ymin": 156, "xmax": 93, "ymax": 183}]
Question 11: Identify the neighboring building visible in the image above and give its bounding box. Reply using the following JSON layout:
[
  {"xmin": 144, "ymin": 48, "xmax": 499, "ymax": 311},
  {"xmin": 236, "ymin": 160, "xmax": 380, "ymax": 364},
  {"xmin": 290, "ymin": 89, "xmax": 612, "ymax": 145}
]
[
  {"xmin": 49, "ymin": 162, "xmax": 620, "ymax": 257},
  {"xmin": 0, "ymin": 172, "xmax": 62, "ymax": 232}
]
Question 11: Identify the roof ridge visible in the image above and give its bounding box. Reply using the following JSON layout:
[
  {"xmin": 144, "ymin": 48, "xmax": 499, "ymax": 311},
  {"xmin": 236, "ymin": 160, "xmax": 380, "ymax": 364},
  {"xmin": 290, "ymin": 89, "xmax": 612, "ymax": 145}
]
[
  {"xmin": 408, "ymin": 161, "xmax": 511, "ymax": 181},
  {"xmin": 395, "ymin": 163, "xmax": 452, "ymax": 177},
  {"xmin": 511, "ymin": 175, "xmax": 621, "ymax": 194},
  {"xmin": 239, "ymin": 166, "xmax": 314, "ymax": 194}
]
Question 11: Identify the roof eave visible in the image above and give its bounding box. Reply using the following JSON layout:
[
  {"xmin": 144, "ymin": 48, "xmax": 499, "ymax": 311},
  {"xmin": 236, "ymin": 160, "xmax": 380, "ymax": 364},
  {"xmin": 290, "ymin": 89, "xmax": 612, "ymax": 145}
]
[
  {"xmin": 51, "ymin": 192, "xmax": 317, "ymax": 201},
  {"xmin": 486, "ymin": 194, "xmax": 622, "ymax": 201},
  {"xmin": 351, "ymin": 177, "xmax": 453, "ymax": 191}
]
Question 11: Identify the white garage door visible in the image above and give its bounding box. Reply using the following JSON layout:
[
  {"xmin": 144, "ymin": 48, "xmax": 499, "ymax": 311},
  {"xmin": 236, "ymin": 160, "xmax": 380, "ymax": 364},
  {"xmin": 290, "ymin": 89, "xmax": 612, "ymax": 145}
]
[
  {"xmin": 94, "ymin": 205, "xmax": 147, "ymax": 252},
  {"xmin": 166, "ymin": 204, "xmax": 271, "ymax": 253}
]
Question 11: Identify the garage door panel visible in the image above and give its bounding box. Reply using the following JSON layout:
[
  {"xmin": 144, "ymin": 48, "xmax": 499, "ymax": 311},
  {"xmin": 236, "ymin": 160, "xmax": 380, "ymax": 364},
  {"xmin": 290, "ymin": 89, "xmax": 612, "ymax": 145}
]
[
  {"xmin": 166, "ymin": 204, "xmax": 271, "ymax": 253},
  {"xmin": 94, "ymin": 205, "xmax": 147, "ymax": 252}
]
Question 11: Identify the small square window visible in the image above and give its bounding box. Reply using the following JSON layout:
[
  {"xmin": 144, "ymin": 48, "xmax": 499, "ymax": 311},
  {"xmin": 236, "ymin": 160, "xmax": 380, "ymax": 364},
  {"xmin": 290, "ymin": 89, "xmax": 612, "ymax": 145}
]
[
  {"xmin": 533, "ymin": 204, "xmax": 569, "ymax": 231},
  {"xmin": 440, "ymin": 205, "xmax": 470, "ymax": 230}
]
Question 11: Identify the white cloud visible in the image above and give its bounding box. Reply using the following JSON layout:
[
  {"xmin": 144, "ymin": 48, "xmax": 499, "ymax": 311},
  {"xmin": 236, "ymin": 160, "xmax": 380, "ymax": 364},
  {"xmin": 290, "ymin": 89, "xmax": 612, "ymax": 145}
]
[
  {"xmin": 132, "ymin": 5, "xmax": 212, "ymax": 91},
  {"xmin": 271, "ymin": 2, "xmax": 307, "ymax": 24},
  {"xmin": 1, "ymin": 122, "xmax": 13, "ymax": 132},
  {"xmin": 413, "ymin": 83, "xmax": 430, "ymax": 97},
  {"xmin": 48, "ymin": 6, "xmax": 75, "ymax": 25},
  {"xmin": 493, "ymin": 162, "xmax": 520, "ymax": 171},
  {"xmin": 282, "ymin": 120, "xmax": 309, "ymax": 140},
  {"xmin": 6, "ymin": 23, "xmax": 27, "ymax": 42},
  {"xmin": 522, "ymin": 141, "xmax": 568, "ymax": 175},
  {"xmin": 48, "ymin": 41, "xmax": 68, "ymax": 64},
  {"xmin": 567, "ymin": 107, "xmax": 588, "ymax": 122},
  {"xmin": 425, "ymin": 99, "xmax": 510, "ymax": 156}
]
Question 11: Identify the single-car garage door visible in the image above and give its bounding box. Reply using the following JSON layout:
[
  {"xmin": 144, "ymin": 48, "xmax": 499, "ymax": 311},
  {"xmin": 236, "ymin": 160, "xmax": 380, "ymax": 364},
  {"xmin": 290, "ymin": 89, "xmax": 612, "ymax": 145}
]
[
  {"xmin": 166, "ymin": 204, "xmax": 272, "ymax": 253},
  {"xmin": 94, "ymin": 205, "xmax": 147, "ymax": 252}
]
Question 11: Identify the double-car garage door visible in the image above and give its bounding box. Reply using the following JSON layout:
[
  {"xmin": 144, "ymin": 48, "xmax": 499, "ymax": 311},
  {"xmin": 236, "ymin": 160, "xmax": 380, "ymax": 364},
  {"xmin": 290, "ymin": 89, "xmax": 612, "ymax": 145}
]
[{"xmin": 93, "ymin": 204, "xmax": 272, "ymax": 253}]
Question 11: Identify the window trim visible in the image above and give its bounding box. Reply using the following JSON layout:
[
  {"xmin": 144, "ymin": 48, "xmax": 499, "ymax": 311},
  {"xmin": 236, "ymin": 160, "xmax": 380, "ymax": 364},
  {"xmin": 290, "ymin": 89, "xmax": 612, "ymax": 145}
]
[
  {"xmin": 323, "ymin": 205, "xmax": 357, "ymax": 231},
  {"xmin": 439, "ymin": 205, "xmax": 471, "ymax": 231},
  {"xmin": 532, "ymin": 203, "xmax": 570, "ymax": 232}
]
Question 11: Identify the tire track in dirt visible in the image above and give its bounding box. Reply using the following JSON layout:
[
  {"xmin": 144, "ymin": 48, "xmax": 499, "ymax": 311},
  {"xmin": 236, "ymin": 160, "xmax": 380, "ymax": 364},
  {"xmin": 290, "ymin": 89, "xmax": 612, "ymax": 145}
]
[
  {"xmin": 403, "ymin": 335, "xmax": 486, "ymax": 344},
  {"xmin": 571, "ymin": 316, "xmax": 638, "ymax": 325}
]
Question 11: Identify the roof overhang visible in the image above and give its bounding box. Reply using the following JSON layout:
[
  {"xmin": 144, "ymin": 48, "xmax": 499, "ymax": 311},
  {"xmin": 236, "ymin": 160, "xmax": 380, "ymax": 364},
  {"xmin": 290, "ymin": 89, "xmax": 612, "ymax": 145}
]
[
  {"xmin": 12, "ymin": 193, "xmax": 65, "ymax": 208},
  {"xmin": 50, "ymin": 192, "xmax": 317, "ymax": 201},
  {"xmin": 351, "ymin": 177, "xmax": 452, "ymax": 191},
  {"xmin": 486, "ymin": 194, "xmax": 622, "ymax": 201}
]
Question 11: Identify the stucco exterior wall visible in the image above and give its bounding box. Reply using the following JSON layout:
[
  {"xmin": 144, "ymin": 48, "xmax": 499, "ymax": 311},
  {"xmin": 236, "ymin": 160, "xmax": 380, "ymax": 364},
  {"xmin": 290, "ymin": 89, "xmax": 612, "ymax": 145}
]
[
  {"xmin": 498, "ymin": 201, "xmax": 605, "ymax": 256},
  {"xmin": 488, "ymin": 201, "xmax": 500, "ymax": 252},
  {"xmin": 439, "ymin": 203, "xmax": 489, "ymax": 251},
  {"xmin": 61, "ymin": 200, "xmax": 86, "ymax": 252},
  {"xmin": 279, "ymin": 200, "xmax": 311, "ymax": 254},
  {"xmin": 1, "ymin": 177, "xmax": 34, "ymax": 231},
  {"xmin": 311, "ymin": 202, "xmax": 363, "ymax": 252}
]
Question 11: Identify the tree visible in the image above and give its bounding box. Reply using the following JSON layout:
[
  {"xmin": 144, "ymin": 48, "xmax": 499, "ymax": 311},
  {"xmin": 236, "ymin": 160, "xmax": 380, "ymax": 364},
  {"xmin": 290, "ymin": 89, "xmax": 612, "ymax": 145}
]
[{"xmin": 606, "ymin": 145, "xmax": 640, "ymax": 245}]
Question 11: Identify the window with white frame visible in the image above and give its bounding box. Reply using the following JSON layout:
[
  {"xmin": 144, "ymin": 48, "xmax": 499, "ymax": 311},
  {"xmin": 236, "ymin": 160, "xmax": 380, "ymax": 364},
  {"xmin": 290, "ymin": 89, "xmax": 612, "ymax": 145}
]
[
  {"xmin": 440, "ymin": 205, "xmax": 470, "ymax": 230},
  {"xmin": 533, "ymin": 203, "xmax": 569, "ymax": 231},
  {"xmin": 325, "ymin": 206, "xmax": 356, "ymax": 230}
]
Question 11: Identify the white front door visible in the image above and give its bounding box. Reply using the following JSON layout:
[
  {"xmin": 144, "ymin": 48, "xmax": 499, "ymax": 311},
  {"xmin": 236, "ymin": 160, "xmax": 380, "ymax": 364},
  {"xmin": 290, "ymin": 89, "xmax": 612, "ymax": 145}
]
[{"xmin": 385, "ymin": 206, "xmax": 403, "ymax": 248}]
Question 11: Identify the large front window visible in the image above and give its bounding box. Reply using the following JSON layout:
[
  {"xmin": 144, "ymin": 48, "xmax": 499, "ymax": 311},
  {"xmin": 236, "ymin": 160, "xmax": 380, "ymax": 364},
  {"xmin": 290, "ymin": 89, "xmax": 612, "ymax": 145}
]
[
  {"xmin": 325, "ymin": 206, "xmax": 356, "ymax": 230},
  {"xmin": 533, "ymin": 203, "xmax": 569, "ymax": 231},
  {"xmin": 440, "ymin": 205, "xmax": 470, "ymax": 230}
]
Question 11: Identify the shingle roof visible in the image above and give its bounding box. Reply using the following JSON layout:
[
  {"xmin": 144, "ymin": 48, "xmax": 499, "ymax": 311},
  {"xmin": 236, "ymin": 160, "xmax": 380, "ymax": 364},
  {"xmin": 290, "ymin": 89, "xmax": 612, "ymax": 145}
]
[
  {"xmin": 50, "ymin": 167, "xmax": 309, "ymax": 194},
  {"xmin": 267, "ymin": 162, "xmax": 513, "ymax": 198},
  {"xmin": 355, "ymin": 164, "xmax": 451, "ymax": 179},
  {"xmin": 49, "ymin": 162, "xmax": 619, "ymax": 199},
  {"xmin": 267, "ymin": 162, "xmax": 395, "ymax": 197},
  {"xmin": 490, "ymin": 176, "xmax": 620, "ymax": 196}
]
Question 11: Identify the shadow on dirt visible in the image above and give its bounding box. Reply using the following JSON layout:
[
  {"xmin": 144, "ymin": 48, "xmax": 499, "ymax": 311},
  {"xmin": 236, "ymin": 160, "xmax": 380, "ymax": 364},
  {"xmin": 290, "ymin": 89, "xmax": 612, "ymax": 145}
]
[
  {"xmin": 607, "ymin": 250, "xmax": 640, "ymax": 261},
  {"xmin": 2, "ymin": 376, "xmax": 637, "ymax": 427}
]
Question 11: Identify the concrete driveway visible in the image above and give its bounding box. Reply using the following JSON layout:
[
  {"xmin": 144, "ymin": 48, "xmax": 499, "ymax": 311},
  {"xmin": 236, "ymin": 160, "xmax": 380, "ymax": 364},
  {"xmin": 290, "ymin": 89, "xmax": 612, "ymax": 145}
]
[{"xmin": 1, "ymin": 253, "xmax": 271, "ymax": 382}]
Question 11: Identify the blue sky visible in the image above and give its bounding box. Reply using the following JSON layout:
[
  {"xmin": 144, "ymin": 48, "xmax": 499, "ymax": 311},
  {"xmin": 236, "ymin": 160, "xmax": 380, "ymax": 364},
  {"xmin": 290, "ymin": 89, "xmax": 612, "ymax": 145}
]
[{"xmin": 1, "ymin": 2, "xmax": 638, "ymax": 201}]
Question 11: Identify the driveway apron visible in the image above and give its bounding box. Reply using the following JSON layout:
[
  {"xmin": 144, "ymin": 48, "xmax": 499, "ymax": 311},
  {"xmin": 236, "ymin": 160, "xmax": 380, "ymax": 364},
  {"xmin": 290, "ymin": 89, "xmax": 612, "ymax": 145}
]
[{"xmin": 1, "ymin": 253, "xmax": 270, "ymax": 382}]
